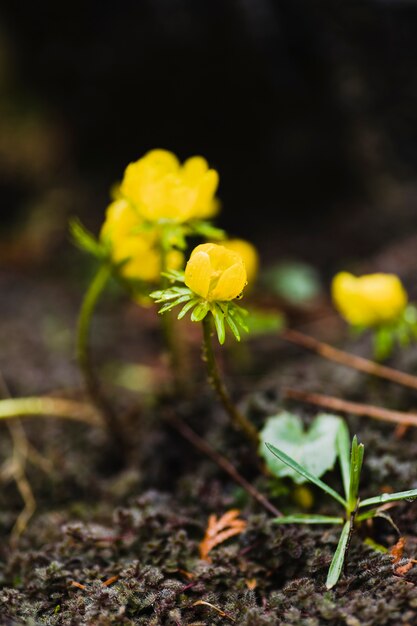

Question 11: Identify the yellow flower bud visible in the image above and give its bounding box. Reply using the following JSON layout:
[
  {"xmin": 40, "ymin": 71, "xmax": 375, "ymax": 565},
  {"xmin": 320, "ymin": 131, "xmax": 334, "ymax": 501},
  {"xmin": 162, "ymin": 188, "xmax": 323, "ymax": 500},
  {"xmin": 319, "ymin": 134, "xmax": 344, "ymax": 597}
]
[
  {"xmin": 119, "ymin": 149, "xmax": 219, "ymax": 223},
  {"xmin": 331, "ymin": 271, "xmax": 408, "ymax": 327},
  {"xmin": 100, "ymin": 198, "xmax": 183, "ymax": 282},
  {"xmin": 184, "ymin": 243, "xmax": 247, "ymax": 301},
  {"xmin": 221, "ymin": 239, "xmax": 259, "ymax": 285}
]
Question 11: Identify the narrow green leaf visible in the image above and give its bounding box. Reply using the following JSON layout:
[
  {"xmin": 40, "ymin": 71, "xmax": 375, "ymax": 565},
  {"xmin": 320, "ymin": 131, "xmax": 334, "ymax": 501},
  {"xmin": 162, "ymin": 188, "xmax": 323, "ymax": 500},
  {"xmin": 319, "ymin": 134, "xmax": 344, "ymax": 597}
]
[
  {"xmin": 359, "ymin": 488, "xmax": 417, "ymax": 509},
  {"xmin": 348, "ymin": 436, "xmax": 364, "ymax": 513},
  {"xmin": 274, "ymin": 514, "xmax": 344, "ymax": 525},
  {"xmin": 326, "ymin": 521, "xmax": 351, "ymax": 589},
  {"xmin": 191, "ymin": 301, "xmax": 209, "ymax": 322},
  {"xmin": 212, "ymin": 308, "xmax": 226, "ymax": 345},
  {"xmin": 69, "ymin": 218, "xmax": 105, "ymax": 258},
  {"xmin": 149, "ymin": 290, "xmax": 164, "ymax": 300},
  {"xmin": 158, "ymin": 294, "xmax": 191, "ymax": 314},
  {"xmin": 161, "ymin": 269, "xmax": 186, "ymax": 283},
  {"xmin": 336, "ymin": 420, "xmax": 351, "ymax": 501},
  {"xmin": 363, "ymin": 537, "xmax": 389, "ymax": 554},
  {"xmin": 177, "ymin": 299, "xmax": 199, "ymax": 320},
  {"xmin": 225, "ymin": 314, "xmax": 241, "ymax": 342},
  {"xmin": 264, "ymin": 442, "xmax": 347, "ymax": 507},
  {"xmin": 355, "ymin": 508, "xmax": 378, "ymax": 522}
]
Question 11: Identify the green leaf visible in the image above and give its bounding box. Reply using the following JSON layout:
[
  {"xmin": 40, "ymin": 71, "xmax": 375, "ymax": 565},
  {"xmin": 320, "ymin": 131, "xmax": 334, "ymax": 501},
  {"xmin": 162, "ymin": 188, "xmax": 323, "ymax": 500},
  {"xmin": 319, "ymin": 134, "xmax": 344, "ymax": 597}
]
[
  {"xmin": 177, "ymin": 298, "xmax": 199, "ymax": 320},
  {"xmin": 373, "ymin": 326, "xmax": 395, "ymax": 361},
  {"xmin": 161, "ymin": 269, "xmax": 186, "ymax": 283},
  {"xmin": 336, "ymin": 420, "xmax": 351, "ymax": 501},
  {"xmin": 260, "ymin": 412, "xmax": 344, "ymax": 487},
  {"xmin": 191, "ymin": 301, "xmax": 210, "ymax": 322},
  {"xmin": 212, "ymin": 306, "xmax": 226, "ymax": 344},
  {"xmin": 69, "ymin": 218, "xmax": 106, "ymax": 259},
  {"xmin": 326, "ymin": 521, "xmax": 351, "ymax": 589},
  {"xmin": 225, "ymin": 312, "xmax": 242, "ymax": 341},
  {"xmin": 359, "ymin": 488, "xmax": 417, "ymax": 509},
  {"xmin": 264, "ymin": 441, "xmax": 347, "ymax": 508},
  {"xmin": 262, "ymin": 261, "xmax": 322, "ymax": 305},
  {"xmin": 348, "ymin": 436, "xmax": 364, "ymax": 513},
  {"xmin": 190, "ymin": 220, "xmax": 226, "ymax": 240},
  {"xmin": 274, "ymin": 514, "xmax": 344, "ymax": 525},
  {"xmin": 158, "ymin": 294, "xmax": 192, "ymax": 314},
  {"xmin": 244, "ymin": 307, "xmax": 285, "ymax": 336},
  {"xmin": 363, "ymin": 537, "xmax": 389, "ymax": 553}
]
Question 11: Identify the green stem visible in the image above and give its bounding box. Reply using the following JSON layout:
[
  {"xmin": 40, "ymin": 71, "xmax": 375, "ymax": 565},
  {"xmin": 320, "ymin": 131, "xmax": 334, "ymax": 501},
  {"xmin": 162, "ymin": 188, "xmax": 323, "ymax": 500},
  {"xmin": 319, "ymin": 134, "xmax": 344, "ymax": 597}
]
[
  {"xmin": 0, "ymin": 397, "xmax": 101, "ymax": 425},
  {"xmin": 202, "ymin": 315, "xmax": 259, "ymax": 446},
  {"xmin": 76, "ymin": 263, "xmax": 124, "ymax": 447},
  {"xmin": 159, "ymin": 241, "xmax": 190, "ymax": 396}
]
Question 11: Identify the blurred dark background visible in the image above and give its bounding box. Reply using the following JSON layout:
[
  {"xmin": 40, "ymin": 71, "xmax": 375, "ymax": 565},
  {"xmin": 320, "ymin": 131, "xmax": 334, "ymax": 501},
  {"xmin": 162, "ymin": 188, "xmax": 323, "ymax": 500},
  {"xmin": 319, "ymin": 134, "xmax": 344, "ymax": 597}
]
[{"xmin": 1, "ymin": 0, "xmax": 417, "ymax": 272}]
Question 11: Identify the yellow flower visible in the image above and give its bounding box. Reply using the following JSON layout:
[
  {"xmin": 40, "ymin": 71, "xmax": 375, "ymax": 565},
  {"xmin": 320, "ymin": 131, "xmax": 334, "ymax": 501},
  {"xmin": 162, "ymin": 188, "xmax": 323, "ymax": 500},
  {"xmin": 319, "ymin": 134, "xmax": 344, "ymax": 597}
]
[
  {"xmin": 184, "ymin": 243, "xmax": 247, "ymax": 301},
  {"xmin": 119, "ymin": 149, "xmax": 219, "ymax": 223},
  {"xmin": 100, "ymin": 198, "xmax": 139, "ymax": 243},
  {"xmin": 331, "ymin": 271, "xmax": 408, "ymax": 327},
  {"xmin": 100, "ymin": 198, "xmax": 183, "ymax": 282},
  {"xmin": 221, "ymin": 239, "xmax": 259, "ymax": 285}
]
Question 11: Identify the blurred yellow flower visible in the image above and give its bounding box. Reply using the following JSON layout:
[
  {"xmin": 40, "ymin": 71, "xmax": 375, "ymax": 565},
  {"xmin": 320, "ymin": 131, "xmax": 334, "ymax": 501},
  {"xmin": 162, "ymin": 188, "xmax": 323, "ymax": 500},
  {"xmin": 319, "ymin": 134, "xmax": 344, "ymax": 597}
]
[
  {"xmin": 120, "ymin": 149, "xmax": 219, "ymax": 223},
  {"xmin": 100, "ymin": 198, "xmax": 139, "ymax": 243},
  {"xmin": 221, "ymin": 239, "xmax": 259, "ymax": 285},
  {"xmin": 184, "ymin": 243, "xmax": 247, "ymax": 302},
  {"xmin": 100, "ymin": 198, "xmax": 183, "ymax": 282},
  {"xmin": 331, "ymin": 271, "xmax": 408, "ymax": 327}
]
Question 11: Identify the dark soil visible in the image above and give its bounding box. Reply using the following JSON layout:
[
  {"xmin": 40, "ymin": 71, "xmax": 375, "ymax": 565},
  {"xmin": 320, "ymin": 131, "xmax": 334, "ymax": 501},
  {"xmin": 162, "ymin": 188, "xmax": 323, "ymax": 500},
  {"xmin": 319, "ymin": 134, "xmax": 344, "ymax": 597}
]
[{"xmin": 2, "ymin": 251, "xmax": 417, "ymax": 626}]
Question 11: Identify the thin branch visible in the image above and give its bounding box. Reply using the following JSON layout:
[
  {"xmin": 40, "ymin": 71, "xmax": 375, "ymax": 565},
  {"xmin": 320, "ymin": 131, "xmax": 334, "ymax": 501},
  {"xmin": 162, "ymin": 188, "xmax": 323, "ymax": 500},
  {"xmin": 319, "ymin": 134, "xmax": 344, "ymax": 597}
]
[
  {"xmin": 281, "ymin": 328, "xmax": 417, "ymax": 391},
  {"xmin": 283, "ymin": 388, "xmax": 417, "ymax": 428},
  {"xmin": 166, "ymin": 413, "xmax": 281, "ymax": 518}
]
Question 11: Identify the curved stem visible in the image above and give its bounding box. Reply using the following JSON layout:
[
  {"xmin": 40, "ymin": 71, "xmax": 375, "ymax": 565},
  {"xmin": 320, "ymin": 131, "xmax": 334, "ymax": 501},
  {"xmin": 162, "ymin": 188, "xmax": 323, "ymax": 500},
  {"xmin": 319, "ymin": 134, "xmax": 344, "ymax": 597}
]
[
  {"xmin": 0, "ymin": 397, "xmax": 101, "ymax": 426},
  {"xmin": 202, "ymin": 315, "xmax": 259, "ymax": 446},
  {"xmin": 76, "ymin": 263, "xmax": 125, "ymax": 446}
]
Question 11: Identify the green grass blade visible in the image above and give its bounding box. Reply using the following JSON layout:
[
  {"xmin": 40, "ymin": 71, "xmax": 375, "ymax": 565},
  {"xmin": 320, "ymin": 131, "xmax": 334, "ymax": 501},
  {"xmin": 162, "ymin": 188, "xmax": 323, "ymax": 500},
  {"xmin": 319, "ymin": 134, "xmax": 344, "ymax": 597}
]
[
  {"xmin": 264, "ymin": 442, "xmax": 347, "ymax": 508},
  {"xmin": 355, "ymin": 508, "xmax": 378, "ymax": 522},
  {"xmin": 348, "ymin": 436, "xmax": 364, "ymax": 513},
  {"xmin": 326, "ymin": 521, "xmax": 350, "ymax": 589},
  {"xmin": 274, "ymin": 514, "xmax": 344, "ymax": 525},
  {"xmin": 336, "ymin": 420, "xmax": 351, "ymax": 501},
  {"xmin": 359, "ymin": 487, "xmax": 417, "ymax": 509}
]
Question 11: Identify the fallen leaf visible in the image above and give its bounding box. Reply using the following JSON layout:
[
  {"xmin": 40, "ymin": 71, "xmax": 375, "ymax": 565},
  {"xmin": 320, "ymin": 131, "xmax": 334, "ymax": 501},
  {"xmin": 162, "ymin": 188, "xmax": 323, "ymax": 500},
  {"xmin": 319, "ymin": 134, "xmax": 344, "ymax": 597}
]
[
  {"xmin": 199, "ymin": 509, "xmax": 246, "ymax": 562},
  {"xmin": 391, "ymin": 537, "xmax": 406, "ymax": 564}
]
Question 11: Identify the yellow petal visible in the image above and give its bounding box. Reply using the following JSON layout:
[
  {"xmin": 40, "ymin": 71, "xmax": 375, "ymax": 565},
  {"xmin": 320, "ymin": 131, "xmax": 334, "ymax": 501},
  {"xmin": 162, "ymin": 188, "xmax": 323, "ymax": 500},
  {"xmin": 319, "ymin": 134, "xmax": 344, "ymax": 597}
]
[
  {"xmin": 184, "ymin": 250, "xmax": 211, "ymax": 298},
  {"xmin": 221, "ymin": 239, "xmax": 259, "ymax": 285},
  {"xmin": 209, "ymin": 262, "xmax": 247, "ymax": 301}
]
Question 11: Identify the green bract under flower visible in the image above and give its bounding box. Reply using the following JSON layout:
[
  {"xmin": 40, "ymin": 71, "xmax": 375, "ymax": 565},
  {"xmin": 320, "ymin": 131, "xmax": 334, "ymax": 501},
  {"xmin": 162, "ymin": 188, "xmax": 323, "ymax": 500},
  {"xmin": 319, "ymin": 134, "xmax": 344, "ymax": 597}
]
[{"xmin": 150, "ymin": 244, "xmax": 251, "ymax": 344}]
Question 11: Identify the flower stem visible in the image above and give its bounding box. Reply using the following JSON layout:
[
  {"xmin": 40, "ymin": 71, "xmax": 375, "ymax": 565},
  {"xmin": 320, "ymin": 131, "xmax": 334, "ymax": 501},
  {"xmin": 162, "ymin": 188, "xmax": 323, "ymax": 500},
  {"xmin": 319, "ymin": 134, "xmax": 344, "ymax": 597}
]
[
  {"xmin": 202, "ymin": 315, "xmax": 259, "ymax": 446},
  {"xmin": 159, "ymin": 242, "xmax": 190, "ymax": 396},
  {"xmin": 76, "ymin": 263, "xmax": 125, "ymax": 447}
]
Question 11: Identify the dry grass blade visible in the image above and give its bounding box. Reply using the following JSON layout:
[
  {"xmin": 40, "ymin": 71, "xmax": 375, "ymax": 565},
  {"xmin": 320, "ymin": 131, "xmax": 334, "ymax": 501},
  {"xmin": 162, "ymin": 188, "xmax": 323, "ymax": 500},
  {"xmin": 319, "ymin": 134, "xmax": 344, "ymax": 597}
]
[
  {"xmin": 192, "ymin": 600, "xmax": 236, "ymax": 622},
  {"xmin": 199, "ymin": 509, "xmax": 246, "ymax": 562}
]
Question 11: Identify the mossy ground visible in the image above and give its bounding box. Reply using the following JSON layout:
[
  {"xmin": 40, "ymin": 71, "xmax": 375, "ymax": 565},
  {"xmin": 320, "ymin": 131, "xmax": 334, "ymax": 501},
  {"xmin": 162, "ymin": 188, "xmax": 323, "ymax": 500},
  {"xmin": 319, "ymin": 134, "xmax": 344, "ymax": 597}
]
[{"xmin": 1, "ymin": 267, "xmax": 417, "ymax": 625}]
